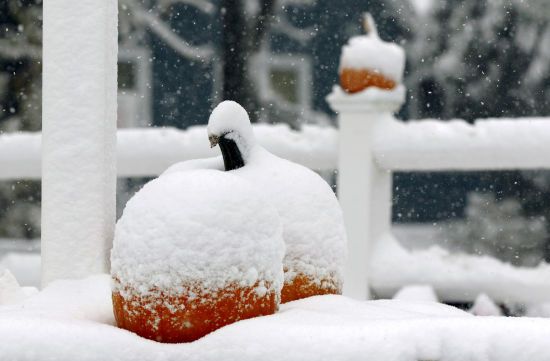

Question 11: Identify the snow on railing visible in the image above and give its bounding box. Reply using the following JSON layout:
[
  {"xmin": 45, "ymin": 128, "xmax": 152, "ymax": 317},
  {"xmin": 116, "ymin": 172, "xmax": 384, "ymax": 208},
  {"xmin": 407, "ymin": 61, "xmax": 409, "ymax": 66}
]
[
  {"xmin": 5, "ymin": 116, "xmax": 550, "ymax": 180},
  {"xmin": 0, "ymin": 124, "xmax": 338, "ymax": 180},
  {"xmin": 375, "ymin": 117, "xmax": 550, "ymax": 171}
]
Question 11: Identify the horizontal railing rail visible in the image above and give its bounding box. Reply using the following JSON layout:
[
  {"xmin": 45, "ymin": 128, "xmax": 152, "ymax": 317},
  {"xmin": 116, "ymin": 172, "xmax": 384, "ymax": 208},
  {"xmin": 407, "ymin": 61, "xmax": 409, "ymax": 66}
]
[
  {"xmin": 0, "ymin": 124, "xmax": 338, "ymax": 180},
  {"xmin": 375, "ymin": 117, "xmax": 550, "ymax": 171},
  {"xmin": 2, "ymin": 117, "xmax": 548, "ymax": 180}
]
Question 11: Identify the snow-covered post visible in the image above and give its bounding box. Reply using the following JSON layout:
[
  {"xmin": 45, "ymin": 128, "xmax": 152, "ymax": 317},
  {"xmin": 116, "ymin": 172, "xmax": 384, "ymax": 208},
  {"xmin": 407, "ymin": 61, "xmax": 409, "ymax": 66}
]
[
  {"xmin": 327, "ymin": 14, "xmax": 405, "ymax": 299},
  {"xmin": 327, "ymin": 87, "xmax": 404, "ymax": 300},
  {"xmin": 42, "ymin": 1, "xmax": 118, "ymax": 286}
]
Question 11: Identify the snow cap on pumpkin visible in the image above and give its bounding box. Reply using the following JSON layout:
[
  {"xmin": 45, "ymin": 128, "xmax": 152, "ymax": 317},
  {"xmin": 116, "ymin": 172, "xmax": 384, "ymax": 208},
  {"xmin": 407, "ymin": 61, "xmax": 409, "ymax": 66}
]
[
  {"xmin": 111, "ymin": 169, "xmax": 284, "ymax": 298},
  {"xmin": 207, "ymin": 101, "xmax": 256, "ymax": 153},
  {"xmin": 339, "ymin": 14, "xmax": 405, "ymax": 83}
]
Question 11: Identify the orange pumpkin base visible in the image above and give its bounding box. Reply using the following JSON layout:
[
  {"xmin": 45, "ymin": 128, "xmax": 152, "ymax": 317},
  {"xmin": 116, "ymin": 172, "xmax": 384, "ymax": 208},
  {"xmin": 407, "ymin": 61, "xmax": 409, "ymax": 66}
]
[
  {"xmin": 281, "ymin": 273, "xmax": 341, "ymax": 304},
  {"xmin": 340, "ymin": 68, "xmax": 396, "ymax": 93},
  {"xmin": 113, "ymin": 283, "xmax": 277, "ymax": 343}
]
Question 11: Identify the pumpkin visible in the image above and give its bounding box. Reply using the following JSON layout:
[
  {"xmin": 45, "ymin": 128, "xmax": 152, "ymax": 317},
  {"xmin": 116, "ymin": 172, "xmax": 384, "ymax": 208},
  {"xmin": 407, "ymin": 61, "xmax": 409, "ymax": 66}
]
[
  {"xmin": 110, "ymin": 170, "xmax": 284, "ymax": 342},
  {"xmin": 339, "ymin": 14, "xmax": 405, "ymax": 93}
]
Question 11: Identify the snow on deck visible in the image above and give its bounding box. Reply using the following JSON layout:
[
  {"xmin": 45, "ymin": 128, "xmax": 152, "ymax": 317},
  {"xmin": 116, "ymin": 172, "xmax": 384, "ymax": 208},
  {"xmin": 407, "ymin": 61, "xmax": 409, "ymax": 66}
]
[{"xmin": 1, "ymin": 275, "xmax": 550, "ymax": 361}]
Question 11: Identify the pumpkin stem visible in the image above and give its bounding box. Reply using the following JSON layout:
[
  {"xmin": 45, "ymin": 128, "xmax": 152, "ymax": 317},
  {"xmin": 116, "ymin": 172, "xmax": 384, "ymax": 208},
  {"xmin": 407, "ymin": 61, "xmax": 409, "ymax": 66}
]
[
  {"xmin": 362, "ymin": 13, "xmax": 379, "ymax": 39},
  {"xmin": 219, "ymin": 136, "xmax": 245, "ymax": 171}
]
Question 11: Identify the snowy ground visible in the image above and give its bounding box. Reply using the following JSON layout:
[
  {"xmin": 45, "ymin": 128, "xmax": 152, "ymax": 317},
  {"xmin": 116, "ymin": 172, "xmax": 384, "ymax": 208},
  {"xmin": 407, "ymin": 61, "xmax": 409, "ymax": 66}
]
[{"xmin": 2, "ymin": 274, "xmax": 550, "ymax": 360}]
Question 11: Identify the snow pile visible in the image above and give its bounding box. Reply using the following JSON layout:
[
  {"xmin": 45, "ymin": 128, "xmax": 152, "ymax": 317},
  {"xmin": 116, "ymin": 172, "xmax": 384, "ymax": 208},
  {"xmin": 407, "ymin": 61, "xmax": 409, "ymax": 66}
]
[
  {"xmin": 111, "ymin": 170, "xmax": 284, "ymax": 298},
  {"xmin": 0, "ymin": 270, "xmax": 37, "ymax": 305},
  {"xmin": 9, "ymin": 275, "xmax": 114, "ymax": 324},
  {"xmin": 3, "ymin": 275, "xmax": 550, "ymax": 360},
  {"xmin": 0, "ymin": 252, "xmax": 41, "ymax": 287},
  {"xmin": 393, "ymin": 284, "xmax": 438, "ymax": 303},
  {"xmin": 370, "ymin": 234, "xmax": 550, "ymax": 304},
  {"xmin": 469, "ymin": 294, "xmax": 502, "ymax": 316}
]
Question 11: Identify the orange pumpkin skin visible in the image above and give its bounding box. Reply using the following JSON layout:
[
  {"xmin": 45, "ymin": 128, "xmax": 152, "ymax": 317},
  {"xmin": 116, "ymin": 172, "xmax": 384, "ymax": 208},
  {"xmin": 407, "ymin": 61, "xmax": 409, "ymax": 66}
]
[
  {"xmin": 340, "ymin": 68, "xmax": 396, "ymax": 93},
  {"xmin": 113, "ymin": 282, "xmax": 278, "ymax": 343},
  {"xmin": 281, "ymin": 273, "xmax": 341, "ymax": 304}
]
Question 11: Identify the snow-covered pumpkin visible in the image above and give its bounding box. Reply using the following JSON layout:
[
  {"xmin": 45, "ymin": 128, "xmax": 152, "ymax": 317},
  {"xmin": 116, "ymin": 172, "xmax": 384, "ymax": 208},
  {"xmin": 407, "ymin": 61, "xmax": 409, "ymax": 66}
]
[
  {"xmin": 165, "ymin": 101, "xmax": 347, "ymax": 304},
  {"xmin": 111, "ymin": 169, "xmax": 284, "ymax": 343},
  {"xmin": 339, "ymin": 14, "xmax": 405, "ymax": 93}
]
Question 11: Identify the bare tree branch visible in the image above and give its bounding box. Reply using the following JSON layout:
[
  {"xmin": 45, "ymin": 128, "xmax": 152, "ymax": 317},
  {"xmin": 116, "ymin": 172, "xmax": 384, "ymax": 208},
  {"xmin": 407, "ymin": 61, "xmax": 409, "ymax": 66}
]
[
  {"xmin": 157, "ymin": 0, "xmax": 216, "ymax": 15},
  {"xmin": 251, "ymin": 0, "xmax": 276, "ymax": 52},
  {"xmin": 271, "ymin": 1, "xmax": 316, "ymax": 45},
  {"xmin": 121, "ymin": 0, "xmax": 215, "ymax": 62},
  {"xmin": 271, "ymin": 19, "xmax": 315, "ymax": 44}
]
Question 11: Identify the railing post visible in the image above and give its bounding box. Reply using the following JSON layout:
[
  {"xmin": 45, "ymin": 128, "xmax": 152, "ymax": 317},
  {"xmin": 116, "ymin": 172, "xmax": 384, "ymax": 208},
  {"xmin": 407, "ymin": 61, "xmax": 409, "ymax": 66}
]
[
  {"xmin": 327, "ymin": 86, "xmax": 405, "ymax": 299},
  {"xmin": 42, "ymin": 1, "xmax": 118, "ymax": 286}
]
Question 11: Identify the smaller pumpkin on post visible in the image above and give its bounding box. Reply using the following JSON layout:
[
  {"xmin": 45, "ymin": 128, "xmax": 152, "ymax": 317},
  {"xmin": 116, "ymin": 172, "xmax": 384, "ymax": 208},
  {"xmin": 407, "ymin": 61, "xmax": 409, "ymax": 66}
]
[{"xmin": 339, "ymin": 14, "xmax": 405, "ymax": 93}]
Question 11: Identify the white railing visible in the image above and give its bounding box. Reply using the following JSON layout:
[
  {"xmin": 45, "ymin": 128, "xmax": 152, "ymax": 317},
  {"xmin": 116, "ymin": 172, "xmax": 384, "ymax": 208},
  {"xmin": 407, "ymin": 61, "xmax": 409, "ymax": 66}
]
[
  {"xmin": 327, "ymin": 85, "xmax": 550, "ymax": 303},
  {"xmin": 4, "ymin": 106, "xmax": 550, "ymax": 302},
  {"xmin": 4, "ymin": 107, "xmax": 550, "ymax": 302},
  {"xmin": 0, "ymin": 125, "xmax": 337, "ymax": 181},
  {"xmin": 6, "ymin": 119, "xmax": 550, "ymax": 302}
]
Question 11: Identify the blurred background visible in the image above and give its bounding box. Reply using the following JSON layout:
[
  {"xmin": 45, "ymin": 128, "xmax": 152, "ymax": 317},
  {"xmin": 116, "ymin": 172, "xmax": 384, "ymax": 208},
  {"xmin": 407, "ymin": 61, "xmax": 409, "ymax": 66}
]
[{"xmin": 1, "ymin": 0, "xmax": 550, "ymax": 276}]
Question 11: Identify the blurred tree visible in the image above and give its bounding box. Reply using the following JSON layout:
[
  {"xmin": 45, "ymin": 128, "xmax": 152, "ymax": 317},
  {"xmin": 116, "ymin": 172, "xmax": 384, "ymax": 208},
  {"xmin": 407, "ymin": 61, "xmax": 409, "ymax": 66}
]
[
  {"xmin": 220, "ymin": 0, "xmax": 275, "ymax": 119},
  {"xmin": 404, "ymin": 0, "xmax": 550, "ymax": 121},
  {"xmin": 119, "ymin": 0, "xmax": 322, "ymax": 126},
  {"xmin": 444, "ymin": 192, "xmax": 547, "ymax": 267},
  {"xmin": 0, "ymin": 0, "xmax": 42, "ymax": 239}
]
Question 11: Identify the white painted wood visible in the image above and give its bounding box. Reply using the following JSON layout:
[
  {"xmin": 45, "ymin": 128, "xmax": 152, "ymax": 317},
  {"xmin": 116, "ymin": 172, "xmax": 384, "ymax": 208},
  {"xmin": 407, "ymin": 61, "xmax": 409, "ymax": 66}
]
[
  {"xmin": 5, "ymin": 116, "xmax": 550, "ymax": 181},
  {"xmin": 374, "ymin": 117, "xmax": 550, "ymax": 171},
  {"xmin": 0, "ymin": 125, "xmax": 338, "ymax": 180},
  {"xmin": 327, "ymin": 86, "xmax": 405, "ymax": 300},
  {"xmin": 41, "ymin": 0, "xmax": 118, "ymax": 286}
]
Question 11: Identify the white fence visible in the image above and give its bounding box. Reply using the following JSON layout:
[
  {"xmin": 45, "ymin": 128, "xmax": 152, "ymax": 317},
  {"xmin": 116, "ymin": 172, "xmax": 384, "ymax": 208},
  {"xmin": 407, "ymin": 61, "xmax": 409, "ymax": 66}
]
[
  {"xmin": 327, "ymin": 85, "xmax": 550, "ymax": 304},
  {"xmin": 0, "ymin": 125, "xmax": 337, "ymax": 180},
  {"xmin": 4, "ymin": 111, "xmax": 550, "ymax": 302}
]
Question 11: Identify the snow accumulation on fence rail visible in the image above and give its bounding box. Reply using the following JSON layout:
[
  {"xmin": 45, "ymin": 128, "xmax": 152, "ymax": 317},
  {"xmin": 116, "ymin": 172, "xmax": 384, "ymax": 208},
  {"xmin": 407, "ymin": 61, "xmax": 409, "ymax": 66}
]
[
  {"xmin": 370, "ymin": 235, "xmax": 550, "ymax": 304},
  {"xmin": 2, "ymin": 274, "xmax": 550, "ymax": 361},
  {"xmin": 374, "ymin": 117, "xmax": 550, "ymax": 171},
  {"xmin": 0, "ymin": 124, "xmax": 338, "ymax": 180},
  {"xmin": 1, "ymin": 117, "xmax": 550, "ymax": 180}
]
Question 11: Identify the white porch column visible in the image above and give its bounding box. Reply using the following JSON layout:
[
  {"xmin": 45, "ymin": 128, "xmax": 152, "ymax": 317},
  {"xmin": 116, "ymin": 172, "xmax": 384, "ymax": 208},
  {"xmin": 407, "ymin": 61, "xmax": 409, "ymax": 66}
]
[
  {"xmin": 42, "ymin": 1, "xmax": 118, "ymax": 286},
  {"xmin": 327, "ymin": 86, "xmax": 405, "ymax": 299}
]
